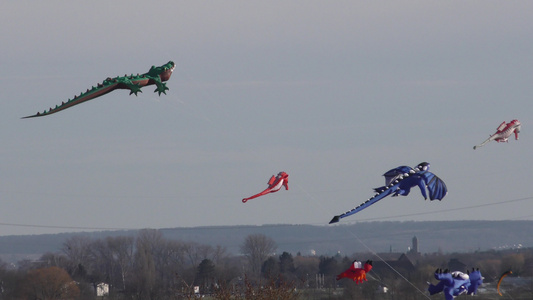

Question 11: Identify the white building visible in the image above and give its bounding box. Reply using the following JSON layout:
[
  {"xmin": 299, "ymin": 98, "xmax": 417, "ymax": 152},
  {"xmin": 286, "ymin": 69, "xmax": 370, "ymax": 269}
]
[{"xmin": 96, "ymin": 283, "xmax": 109, "ymax": 297}]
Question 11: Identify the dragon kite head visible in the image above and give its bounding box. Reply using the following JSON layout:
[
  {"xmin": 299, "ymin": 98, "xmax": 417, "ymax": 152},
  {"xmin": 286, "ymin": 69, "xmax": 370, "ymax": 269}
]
[
  {"xmin": 510, "ymin": 119, "xmax": 521, "ymax": 133},
  {"xmin": 277, "ymin": 171, "xmax": 288, "ymax": 179},
  {"xmin": 416, "ymin": 162, "xmax": 430, "ymax": 172},
  {"xmin": 147, "ymin": 61, "xmax": 175, "ymax": 82}
]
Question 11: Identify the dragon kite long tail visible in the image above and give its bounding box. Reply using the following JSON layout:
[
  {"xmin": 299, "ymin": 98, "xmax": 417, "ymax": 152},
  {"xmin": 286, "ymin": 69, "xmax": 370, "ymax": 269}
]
[
  {"xmin": 473, "ymin": 135, "xmax": 497, "ymax": 150},
  {"xmin": 23, "ymin": 61, "xmax": 175, "ymax": 118}
]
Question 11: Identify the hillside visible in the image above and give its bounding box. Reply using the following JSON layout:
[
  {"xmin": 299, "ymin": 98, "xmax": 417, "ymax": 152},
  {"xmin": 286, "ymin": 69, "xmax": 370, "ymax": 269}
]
[{"xmin": 0, "ymin": 220, "xmax": 531, "ymax": 263}]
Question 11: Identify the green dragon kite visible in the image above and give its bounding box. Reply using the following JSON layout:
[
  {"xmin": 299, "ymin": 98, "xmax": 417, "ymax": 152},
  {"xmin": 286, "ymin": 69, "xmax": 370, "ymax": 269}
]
[{"xmin": 23, "ymin": 61, "xmax": 175, "ymax": 118}]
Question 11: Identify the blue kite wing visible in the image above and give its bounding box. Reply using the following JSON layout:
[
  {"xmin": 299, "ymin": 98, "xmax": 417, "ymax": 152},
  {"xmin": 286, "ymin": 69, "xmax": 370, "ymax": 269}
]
[
  {"xmin": 422, "ymin": 172, "xmax": 448, "ymax": 200},
  {"xmin": 467, "ymin": 269, "xmax": 483, "ymax": 295},
  {"xmin": 382, "ymin": 166, "xmax": 413, "ymax": 187},
  {"xmin": 329, "ymin": 183, "xmax": 398, "ymax": 224}
]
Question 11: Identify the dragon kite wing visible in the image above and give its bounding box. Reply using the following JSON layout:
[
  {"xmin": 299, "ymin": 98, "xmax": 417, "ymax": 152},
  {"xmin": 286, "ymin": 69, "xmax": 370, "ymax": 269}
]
[
  {"xmin": 427, "ymin": 269, "xmax": 454, "ymax": 300},
  {"xmin": 242, "ymin": 172, "xmax": 289, "ymax": 203},
  {"xmin": 379, "ymin": 166, "xmax": 414, "ymax": 190},
  {"xmin": 467, "ymin": 268, "xmax": 483, "ymax": 296},
  {"xmin": 330, "ymin": 162, "xmax": 447, "ymax": 224},
  {"xmin": 419, "ymin": 171, "xmax": 448, "ymax": 200},
  {"xmin": 497, "ymin": 270, "xmax": 512, "ymax": 296},
  {"xmin": 22, "ymin": 61, "xmax": 175, "ymax": 118}
]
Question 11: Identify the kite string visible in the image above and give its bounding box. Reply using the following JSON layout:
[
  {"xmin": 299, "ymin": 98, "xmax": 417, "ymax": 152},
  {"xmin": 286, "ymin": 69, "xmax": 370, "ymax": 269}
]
[
  {"xmin": 165, "ymin": 64, "xmax": 215, "ymax": 123},
  {"xmin": 171, "ymin": 61, "xmax": 268, "ymax": 163},
  {"xmin": 176, "ymin": 63, "xmax": 284, "ymax": 177},
  {"xmin": 342, "ymin": 229, "xmax": 431, "ymax": 299},
  {"xmin": 353, "ymin": 196, "xmax": 533, "ymax": 223},
  {"xmin": 295, "ymin": 183, "xmax": 431, "ymax": 299}
]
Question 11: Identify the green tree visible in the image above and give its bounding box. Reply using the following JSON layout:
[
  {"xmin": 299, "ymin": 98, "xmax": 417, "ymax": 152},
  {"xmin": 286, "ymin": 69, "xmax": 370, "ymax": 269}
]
[
  {"xmin": 279, "ymin": 252, "xmax": 296, "ymax": 274},
  {"xmin": 262, "ymin": 256, "xmax": 279, "ymax": 278},
  {"xmin": 197, "ymin": 258, "xmax": 216, "ymax": 292},
  {"xmin": 318, "ymin": 256, "xmax": 338, "ymax": 276}
]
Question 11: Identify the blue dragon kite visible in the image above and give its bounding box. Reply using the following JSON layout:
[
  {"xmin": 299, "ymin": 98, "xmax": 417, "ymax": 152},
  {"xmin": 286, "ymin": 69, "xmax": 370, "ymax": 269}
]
[
  {"xmin": 329, "ymin": 162, "xmax": 447, "ymax": 224},
  {"xmin": 23, "ymin": 61, "xmax": 175, "ymax": 118}
]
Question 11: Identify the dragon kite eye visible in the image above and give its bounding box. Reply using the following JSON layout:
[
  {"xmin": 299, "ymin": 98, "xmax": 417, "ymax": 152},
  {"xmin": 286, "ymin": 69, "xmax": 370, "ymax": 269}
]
[{"xmin": 417, "ymin": 162, "xmax": 430, "ymax": 171}]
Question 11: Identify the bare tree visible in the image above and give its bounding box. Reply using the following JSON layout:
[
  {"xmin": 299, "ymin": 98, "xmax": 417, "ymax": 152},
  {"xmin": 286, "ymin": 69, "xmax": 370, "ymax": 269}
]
[
  {"xmin": 240, "ymin": 234, "xmax": 277, "ymax": 277},
  {"xmin": 88, "ymin": 238, "xmax": 112, "ymax": 281},
  {"xmin": 106, "ymin": 235, "xmax": 135, "ymax": 291},
  {"xmin": 213, "ymin": 276, "xmax": 300, "ymax": 300},
  {"xmin": 20, "ymin": 266, "xmax": 80, "ymax": 300},
  {"xmin": 182, "ymin": 241, "xmax": 215, "ymax": 267},
  {"xmin": 211, "ymin": 245, "xmax": 229, "ymax": 265},
  {"xmin": 133, "ymin": 229, "xmax": 163, "ymax": 299},
  {"xmin": 61, "ymin": 235, "xmax": 93, "ymax": 278}
]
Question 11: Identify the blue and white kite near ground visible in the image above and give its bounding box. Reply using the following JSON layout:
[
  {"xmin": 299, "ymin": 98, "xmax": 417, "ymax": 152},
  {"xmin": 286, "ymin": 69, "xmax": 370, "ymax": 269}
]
[
  {"xmin": 329, "ymin": 162, "xmax": 447, "ymax": 224},
  {"xmin": 428, "ymin": 268, "xmax": 483, "ymax": 300}
]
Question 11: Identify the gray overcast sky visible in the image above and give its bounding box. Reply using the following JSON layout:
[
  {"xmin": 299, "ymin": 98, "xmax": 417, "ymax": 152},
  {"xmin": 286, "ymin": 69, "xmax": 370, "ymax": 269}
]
[{"xmin": 1, "ymin": 1, "xmax": 532, "ymax": 236}]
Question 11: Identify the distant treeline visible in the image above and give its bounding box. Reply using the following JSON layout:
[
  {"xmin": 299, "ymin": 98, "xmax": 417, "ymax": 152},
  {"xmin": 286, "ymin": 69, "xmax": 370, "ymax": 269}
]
[
  {"xmin": 0, "ymin": 229, "xmax": 531, "ymax": 299},
  {"xmin": 1, "ymin": 221, "xmax": 532, "ymax": 262}
]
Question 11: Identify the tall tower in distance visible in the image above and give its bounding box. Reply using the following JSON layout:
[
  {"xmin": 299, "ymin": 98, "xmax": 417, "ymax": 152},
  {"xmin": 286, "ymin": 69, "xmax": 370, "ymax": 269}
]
[{"xmin": 411, "ymin": 236, "xmax": 419, "ymax": 254}]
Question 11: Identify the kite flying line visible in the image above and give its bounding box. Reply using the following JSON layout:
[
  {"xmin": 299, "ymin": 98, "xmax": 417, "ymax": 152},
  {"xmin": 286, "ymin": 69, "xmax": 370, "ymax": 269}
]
[
  {"xmin": 296, "ymin": 182, "xmax": 432, "ymax": 299},
  {"xmin": 0, "ymin": 221, "xmax": 131, "ymax": 231},
  {"xmin": 353, "ymin": 195, "xmax": 533, "ymax": 223},
  {"xmin": 0, "ymin": 189, "xmax": 530, "ymax": 231}
]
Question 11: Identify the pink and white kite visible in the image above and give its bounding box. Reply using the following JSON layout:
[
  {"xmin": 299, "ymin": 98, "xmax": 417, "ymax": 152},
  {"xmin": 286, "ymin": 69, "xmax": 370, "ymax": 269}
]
[{"xmin": 474, "ymin": 120, "xmax": 521, "ymax": 150}]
